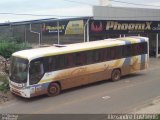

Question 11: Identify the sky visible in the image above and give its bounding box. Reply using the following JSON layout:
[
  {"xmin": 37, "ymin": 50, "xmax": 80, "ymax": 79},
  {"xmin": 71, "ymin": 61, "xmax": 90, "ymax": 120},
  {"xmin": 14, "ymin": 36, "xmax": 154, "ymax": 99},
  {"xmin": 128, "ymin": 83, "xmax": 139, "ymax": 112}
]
[{"xmin": 0, "ymin": 0, "xmax": 160, "ymax": 23}]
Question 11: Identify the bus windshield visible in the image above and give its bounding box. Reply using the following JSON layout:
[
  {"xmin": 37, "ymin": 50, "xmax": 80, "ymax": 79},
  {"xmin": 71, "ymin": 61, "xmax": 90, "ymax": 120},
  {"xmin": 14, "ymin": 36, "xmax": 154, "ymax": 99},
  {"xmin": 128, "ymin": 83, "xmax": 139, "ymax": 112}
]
[{"xmin": 10, "ymin": 57, "xmax": 28, "ymax": 83}]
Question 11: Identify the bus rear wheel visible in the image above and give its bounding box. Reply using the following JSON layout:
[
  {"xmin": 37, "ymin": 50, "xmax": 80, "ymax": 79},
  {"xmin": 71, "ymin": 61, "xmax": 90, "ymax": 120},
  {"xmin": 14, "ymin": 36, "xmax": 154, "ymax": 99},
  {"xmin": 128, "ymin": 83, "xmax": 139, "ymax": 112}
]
[
  {"xmin": 111, "ymin": 69, "xmax": 121, "ymax": 81},
  {"xmin": 47, "ymin": 82, "xmax": 61, "ymax": 97}
]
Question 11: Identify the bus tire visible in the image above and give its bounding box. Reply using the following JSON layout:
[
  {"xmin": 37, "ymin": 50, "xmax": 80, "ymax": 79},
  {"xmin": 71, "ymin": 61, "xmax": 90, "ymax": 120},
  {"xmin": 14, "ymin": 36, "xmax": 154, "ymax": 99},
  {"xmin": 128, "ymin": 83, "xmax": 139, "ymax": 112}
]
[
  {"xmin": 111, "ymin": 69, "xmax": 121, "ymax": 81},
  {"xmin": 47, "ymin": 82, "xmax": 61, "ymax": 97}
]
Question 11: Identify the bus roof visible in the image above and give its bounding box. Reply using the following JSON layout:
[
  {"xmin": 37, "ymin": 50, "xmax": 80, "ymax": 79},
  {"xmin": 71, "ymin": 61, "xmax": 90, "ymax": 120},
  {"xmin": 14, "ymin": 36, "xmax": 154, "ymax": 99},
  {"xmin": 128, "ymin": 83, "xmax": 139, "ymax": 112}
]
[{"xmin": 12, "ymin": 36, "xmax": 148, "ymax": 61}]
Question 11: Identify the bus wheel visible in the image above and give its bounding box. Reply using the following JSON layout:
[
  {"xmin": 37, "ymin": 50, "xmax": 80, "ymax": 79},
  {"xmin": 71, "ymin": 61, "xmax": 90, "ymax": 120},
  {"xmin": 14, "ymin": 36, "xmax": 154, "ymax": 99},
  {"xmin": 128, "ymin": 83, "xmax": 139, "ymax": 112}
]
[
  {"xmin": 111, "ymin": 69, "xmax": 121, "ymax": 81},
  {"xmin": 47, "ymin": 82, "xmax": 61, "ymax": 97}
]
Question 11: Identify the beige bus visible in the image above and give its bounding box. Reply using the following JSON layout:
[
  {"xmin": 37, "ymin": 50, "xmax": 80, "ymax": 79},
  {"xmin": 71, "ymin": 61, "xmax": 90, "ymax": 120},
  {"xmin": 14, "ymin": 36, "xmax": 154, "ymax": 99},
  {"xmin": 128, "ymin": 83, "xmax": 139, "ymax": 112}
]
[{"xmin": 9, "ymin": 36, "xmax": 149, "ymax": 98}]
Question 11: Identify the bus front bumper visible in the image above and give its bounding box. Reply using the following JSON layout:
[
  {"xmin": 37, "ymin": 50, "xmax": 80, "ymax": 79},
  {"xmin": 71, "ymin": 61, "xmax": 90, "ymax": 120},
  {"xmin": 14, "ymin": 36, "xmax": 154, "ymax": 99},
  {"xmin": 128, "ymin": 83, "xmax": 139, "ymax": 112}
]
[{"xmin": 10, "ymin": 87, "xmax": 31, "ymax": 98}]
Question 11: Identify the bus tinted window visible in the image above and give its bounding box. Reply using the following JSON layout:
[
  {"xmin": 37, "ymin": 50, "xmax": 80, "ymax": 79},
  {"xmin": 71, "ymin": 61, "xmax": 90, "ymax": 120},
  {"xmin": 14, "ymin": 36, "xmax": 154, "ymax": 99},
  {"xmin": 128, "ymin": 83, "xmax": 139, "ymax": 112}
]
[
  {"xmin": 123, "ymin": 45, "xmax": 132, "ymax": 57},
  {"xmin": 139, "ymin": 42, "xmax": 147, "ymax": 54},
  {"xmin": 42, "ymin": 42, "xmax": 148, "ymax": 71},
  {"xmin": 110, "ymin": 47, "xmax": 116, "ymax": 60},
  {"xmin": 132, "ymin": 42, "xmax": 147, "ymax": 56},
  {"xmin": 86, "ymin": 51, "xmax": 94, "ymax": 64},
  {"xmin": 66, "ymin": 53, "xmax": 75, "ymax": 68},
  {"xmin": 116, "ymin": 46, "xmax": 123, "ymax": 59},
  {"xmin": 29, "ymin": 59, "xmax": 44, "ymax": 85},
  {"xmin": 75, "ymin": 52, "xmax": 86, "ymax": 66},
  {"xmin": 93, "ymin": 50, "xmax": 102, "ymax": 62},
  {"xmin": 44, "ymin": 57, "xmax": 55, "ymax": 72},
  {"xmin": 103, "ymin": 48, "xmax": 110, "ymax": 61},
  {"xmin": 58, "ymin": 55, "xmax": 66, "ymax": 69}
]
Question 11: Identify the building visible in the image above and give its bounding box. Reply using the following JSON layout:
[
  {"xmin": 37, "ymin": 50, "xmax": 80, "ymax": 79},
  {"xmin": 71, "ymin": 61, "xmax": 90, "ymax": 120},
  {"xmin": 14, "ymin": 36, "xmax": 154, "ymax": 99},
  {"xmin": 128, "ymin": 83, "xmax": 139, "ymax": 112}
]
[
  {"xmin": 0, "ymin": 5, "xmax": 160, "ymax": 57},
  {"xmin": 91, "ymin": 6, "xmax": 160, "ymax": 57}
]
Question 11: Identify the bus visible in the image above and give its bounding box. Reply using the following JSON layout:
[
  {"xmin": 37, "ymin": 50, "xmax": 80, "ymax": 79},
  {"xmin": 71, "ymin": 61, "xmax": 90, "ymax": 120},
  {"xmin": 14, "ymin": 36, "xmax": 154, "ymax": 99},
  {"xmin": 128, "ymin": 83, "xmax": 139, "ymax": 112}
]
[{"xmin": 9, "ymin": 36, "xmax": 149, "ymax": 98}]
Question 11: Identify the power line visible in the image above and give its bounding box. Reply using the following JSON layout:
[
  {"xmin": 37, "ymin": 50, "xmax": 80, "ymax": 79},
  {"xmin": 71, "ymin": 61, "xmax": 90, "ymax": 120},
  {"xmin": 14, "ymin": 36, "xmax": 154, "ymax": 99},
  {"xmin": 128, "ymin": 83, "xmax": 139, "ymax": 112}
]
[
  {"xmin": 1, "ymin": 13, "xmax": 160, "ymax": 21},
  {"xmin": 1, "ymin": 11, "xmax": 159, "ymax": 19},
  {"xmin": 62, "ymin": 0, "xmax": 96, "ymax": 6},
  {"xmin": 63, "ymin": 0, "xmax": 160, "ymax": 8},
  {"xmin": 1, "ymin": 12, "xmax": 160, "ymax": 19},
  {"xmin": 110, "ymin": 0, "xmax": 160, "ymax": 8},
  {"xmin": 0, "ymin": 12, "xmax": 88, "ymax": 18},
  {"xmin": 93, "ymin": 16, "xmax": 160, "ymax": 20}
]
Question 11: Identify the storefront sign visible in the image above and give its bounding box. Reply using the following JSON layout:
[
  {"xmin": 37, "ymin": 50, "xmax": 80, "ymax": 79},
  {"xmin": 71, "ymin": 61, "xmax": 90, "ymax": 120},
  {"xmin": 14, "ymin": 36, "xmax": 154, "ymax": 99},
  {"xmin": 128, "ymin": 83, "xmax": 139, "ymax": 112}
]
[
  {"xmin": 90, "ymin": 20, "xmax": 160, "ymax": 34},
  {"xmin": 42, "ymin": 20, "xmax": 84, "ymax": 35}
]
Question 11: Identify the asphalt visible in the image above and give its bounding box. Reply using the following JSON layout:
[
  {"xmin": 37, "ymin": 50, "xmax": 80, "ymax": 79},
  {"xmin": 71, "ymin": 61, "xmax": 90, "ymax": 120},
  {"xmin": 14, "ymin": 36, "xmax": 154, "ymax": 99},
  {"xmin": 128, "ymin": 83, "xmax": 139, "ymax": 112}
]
[{"xmin": 0, "ymin": 58, "xmax": 160, "ymax": 114}]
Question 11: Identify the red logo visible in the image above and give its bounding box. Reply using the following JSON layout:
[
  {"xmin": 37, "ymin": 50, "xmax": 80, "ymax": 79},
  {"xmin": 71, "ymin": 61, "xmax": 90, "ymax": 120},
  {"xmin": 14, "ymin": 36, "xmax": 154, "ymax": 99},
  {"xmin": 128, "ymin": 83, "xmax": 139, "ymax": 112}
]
[{"xmin": 91, "ymin": 22, "xmax": 103, "ymax": 32}]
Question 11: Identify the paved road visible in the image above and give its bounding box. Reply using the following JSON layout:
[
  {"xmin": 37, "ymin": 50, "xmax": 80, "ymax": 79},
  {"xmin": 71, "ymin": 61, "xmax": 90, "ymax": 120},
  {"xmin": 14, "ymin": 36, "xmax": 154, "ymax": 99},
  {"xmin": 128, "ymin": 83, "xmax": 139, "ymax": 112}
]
[{"xmin": 0, "ymin": 58, "xmax": 160, "ymax": 114}]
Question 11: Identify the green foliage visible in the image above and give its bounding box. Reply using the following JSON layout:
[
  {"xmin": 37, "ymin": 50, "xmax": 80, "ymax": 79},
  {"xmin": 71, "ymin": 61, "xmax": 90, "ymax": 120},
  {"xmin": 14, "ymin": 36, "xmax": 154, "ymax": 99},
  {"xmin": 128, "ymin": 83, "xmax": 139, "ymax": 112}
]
[
  {"xmin": 0, "ymin": 36, "xmax": 31, "ymax": 58},
  {"xmin": 0, "ymin": 74, "xmax": 9, "ymax": 93}
]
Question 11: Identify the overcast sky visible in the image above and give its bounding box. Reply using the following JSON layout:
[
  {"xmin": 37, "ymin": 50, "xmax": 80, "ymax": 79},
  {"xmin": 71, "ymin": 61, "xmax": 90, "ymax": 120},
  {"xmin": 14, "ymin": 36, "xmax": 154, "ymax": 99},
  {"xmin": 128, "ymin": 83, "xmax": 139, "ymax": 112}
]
[{"xmin": 0, "ymin": 0, "xmax": 160, "ymax": 23}]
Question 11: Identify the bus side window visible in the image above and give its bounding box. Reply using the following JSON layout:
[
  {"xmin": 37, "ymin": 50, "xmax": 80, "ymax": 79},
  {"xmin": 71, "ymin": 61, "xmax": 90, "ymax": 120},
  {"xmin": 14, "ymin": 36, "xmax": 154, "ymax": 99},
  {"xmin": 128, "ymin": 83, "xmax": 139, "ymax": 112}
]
[
  {"xmin": 100, "ymin": 48, "xmax": 106, "ymax": 62},
  {"xmin": 132, "ymin": 44, "xmax": 137, "ymax": 56},
  {"xmin": 116, "ymin": 46, "xmax": 123, "ymax": 59},
  {"xmin": 98, "ymin": 49, "xmax": 104, "ymax": 62},
  {"xmin": 51, "ymin": 57, "xmax": 57, "ymax": 71},
  {"xmin": 123, "ymin": 45, "xmax": 132, "ymax": 57},
  {"xmin": 48, "ymin": 57, "xmax": 52, "ymax": 71},
  {"xmin": 48, "ymin": 57, "xmax": 55, "ymax": 72},
  {"xmin": 42, "ymin": 57, "xmax": 47, "ymax": 72},
  {"xmin": 132, "ymin": 43, "xmax": 143, "ymax": 55},
  {"xmin": 43, "ymin": 57, "xmax": 55, "ymax": 72},
  {"xmin": 29, "ymin": 59, "xmax": 44, "ymax": 85},
  {"xmin": 135, "ymin": 44, "xmax": 140, "ymax": 55},
  {"xmin": 143, "ymin": 42, "xmax": 148, "ymax": 54},
  {"xmin": 67, "ymin": 53, "xmax": 75, "ymax": 68},
  {"xmin": 93, "ymin": 50, "xmax": 99, "ymax": 62},
  {"xmin": 103, "ymin": 48, "xmax": 110, "ymax": 61},
  {"xmin": 110, "ymin": 47, "xmax": 116, "ymax": 60},
  {"xmin": 75, "ymin": 52, "xmax": 86, "ymax": 66},
  {"xmin": 86, "ymin": 51, "xmax": 94, "ymax": 64},
  {"xmin": 55, "ymin": 55, "xmax": 66, "ymax": 70},
  {"xmin": 93, "ymin": 50, "xmax": 102, "ymax": 62},
  {"xmin": 139, "ymin": 42, "xmax": 147, "ymax": 54}
]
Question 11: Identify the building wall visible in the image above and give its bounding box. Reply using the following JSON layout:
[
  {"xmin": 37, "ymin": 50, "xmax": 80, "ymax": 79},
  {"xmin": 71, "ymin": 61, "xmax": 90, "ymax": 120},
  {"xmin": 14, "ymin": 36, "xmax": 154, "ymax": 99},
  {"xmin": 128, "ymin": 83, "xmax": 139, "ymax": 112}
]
[
  {"xmin": 0, "ymin": 26, "xmax": 12, "ymax": 38},
  {"xmin": 0, "ymin": 17, "xmax": 159, "ymax": 56},
  {"xmin": 93, "ymin": 6, "xmax": 160, "ymax": 21},
  {"xmin": 0, "ymin": 19, "xmax": 86, "ymax": 45},
  {"xmin": 89, "ymin": 20, "xmax": 160, "ymax": 56}
]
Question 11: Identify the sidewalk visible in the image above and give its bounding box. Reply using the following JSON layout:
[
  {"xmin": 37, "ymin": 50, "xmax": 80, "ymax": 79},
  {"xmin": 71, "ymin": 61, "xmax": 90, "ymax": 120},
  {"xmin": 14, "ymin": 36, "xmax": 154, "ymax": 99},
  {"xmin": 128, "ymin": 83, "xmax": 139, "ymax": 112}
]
[{"xmin": 134, "ymin": 96, "xmax": 160, "ymax": 114}]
